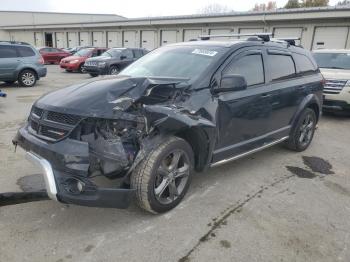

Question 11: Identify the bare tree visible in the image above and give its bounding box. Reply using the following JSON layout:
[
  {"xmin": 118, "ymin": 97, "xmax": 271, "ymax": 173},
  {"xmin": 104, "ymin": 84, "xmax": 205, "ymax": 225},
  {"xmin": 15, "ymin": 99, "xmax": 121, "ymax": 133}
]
[
  {"xmin": 252, "ymin": 1, "xmax": 277, "ymax": 11},
  {"xmin": 198, "ymin": 4, "xmax": 231, "ymax": 14}
]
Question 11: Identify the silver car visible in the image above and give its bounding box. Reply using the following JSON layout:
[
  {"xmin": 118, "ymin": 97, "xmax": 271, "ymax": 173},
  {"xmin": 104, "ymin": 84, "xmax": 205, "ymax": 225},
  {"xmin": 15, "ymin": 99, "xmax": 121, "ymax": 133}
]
[{"xmin": 0, "ymin": 41, "xmax": 47, "ymax": 87}]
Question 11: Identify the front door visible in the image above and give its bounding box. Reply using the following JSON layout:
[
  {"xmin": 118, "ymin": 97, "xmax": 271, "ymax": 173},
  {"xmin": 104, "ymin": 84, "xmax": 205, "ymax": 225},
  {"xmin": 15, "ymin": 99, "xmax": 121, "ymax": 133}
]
[{"xmin": 212, "ymin": 48, "xmax": 274, "ymax": 162}]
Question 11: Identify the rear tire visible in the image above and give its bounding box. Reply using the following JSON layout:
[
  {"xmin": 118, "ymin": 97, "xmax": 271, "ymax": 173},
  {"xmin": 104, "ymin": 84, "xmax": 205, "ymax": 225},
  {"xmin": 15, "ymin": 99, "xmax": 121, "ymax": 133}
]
[
  {"xmin": 109, "ymin": 66, "xmax": 119, "ymax": 75},
  {"xmin": 285, "ymin": 108, "xmax": 317, "ymax": 152},
  {"xmin": 18, "ymin": 69, "xmax": 37, "ymax": 87},
  {"xmin": 131, "ymin": 136, "xmax": 194, "ymax": 214},
  {"xmin": 89, "ymin": 73, "xmax": 99, "ymax": 77}
]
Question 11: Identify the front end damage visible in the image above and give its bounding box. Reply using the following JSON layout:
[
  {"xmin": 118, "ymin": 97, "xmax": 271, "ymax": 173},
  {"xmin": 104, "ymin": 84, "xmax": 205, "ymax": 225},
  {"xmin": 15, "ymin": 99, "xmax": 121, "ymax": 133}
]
[{"xmin": 13, "ymin": 76, "xmax": 216, "ymax": 208}]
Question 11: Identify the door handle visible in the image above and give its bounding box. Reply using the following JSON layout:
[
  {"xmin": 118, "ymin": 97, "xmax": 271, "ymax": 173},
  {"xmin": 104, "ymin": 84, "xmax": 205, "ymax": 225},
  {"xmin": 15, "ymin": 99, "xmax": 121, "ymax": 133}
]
[{"xmin": 261, "ymin": 93, "xmax": 271, "ymax": 98}]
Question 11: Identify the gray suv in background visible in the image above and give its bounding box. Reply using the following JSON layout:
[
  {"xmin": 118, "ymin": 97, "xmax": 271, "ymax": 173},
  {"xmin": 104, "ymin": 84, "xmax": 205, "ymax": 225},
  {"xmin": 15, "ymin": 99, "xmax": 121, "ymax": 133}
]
[{"xmin": 0, "ymin": 41, "xmax": 47, "ymax": 87}]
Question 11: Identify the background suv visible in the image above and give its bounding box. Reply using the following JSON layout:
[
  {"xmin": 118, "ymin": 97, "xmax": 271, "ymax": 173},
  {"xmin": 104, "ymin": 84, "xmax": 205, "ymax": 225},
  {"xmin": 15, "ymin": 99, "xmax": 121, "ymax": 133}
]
[
  {"xmin": 0, "ymin": 41, "xmax": 47, "ymax": 87},
  {"xmin": 59, "ymin": 47, "xmax": 108, "ymax": 73},
  {"xmin": 84, "ymin": 47, "xmax": 148, "ymax": 77},
  {"xmin": 313, "ymin": 49, "xmax": 350, "ymax": 113}
]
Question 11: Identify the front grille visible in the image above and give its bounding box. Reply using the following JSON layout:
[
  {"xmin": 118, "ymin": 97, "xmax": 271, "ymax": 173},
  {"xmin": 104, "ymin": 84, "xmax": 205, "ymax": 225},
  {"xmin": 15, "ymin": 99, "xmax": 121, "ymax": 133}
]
[
  {"xmin": 324, "ymin": 79, "xmax": 347, "ymax": 94},
  {"xmin": 47, "ymin": 111, "xmax": 81, "ymax": 126},
  {"xmin": 29, "ymin": 106, "xmax": 82, "ymax": 142}
]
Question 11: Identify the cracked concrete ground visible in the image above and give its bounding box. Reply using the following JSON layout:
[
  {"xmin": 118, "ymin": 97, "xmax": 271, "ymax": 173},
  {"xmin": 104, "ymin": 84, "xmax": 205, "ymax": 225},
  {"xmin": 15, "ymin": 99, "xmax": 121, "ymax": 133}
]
[{"xmin": 1, "ymin": 66, "xmax": 350, "ymax": 262}]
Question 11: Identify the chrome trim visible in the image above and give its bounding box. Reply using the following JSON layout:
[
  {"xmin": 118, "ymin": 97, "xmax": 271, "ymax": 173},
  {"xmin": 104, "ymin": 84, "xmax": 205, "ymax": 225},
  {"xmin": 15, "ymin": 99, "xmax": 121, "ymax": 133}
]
[
  {"xmin": 25, "ymin": 152, "xmax": 58, "ymax": 201},
  {"xmin": 210, "ymin": 136, "xmax": 289, "ymax": 168}
]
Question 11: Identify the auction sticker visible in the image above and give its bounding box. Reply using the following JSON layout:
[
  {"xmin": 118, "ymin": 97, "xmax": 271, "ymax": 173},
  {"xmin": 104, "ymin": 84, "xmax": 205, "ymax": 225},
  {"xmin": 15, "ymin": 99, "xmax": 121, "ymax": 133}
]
[{"xmin": 192, "ymin": 49, "xmax": 218, "ymax": 57}]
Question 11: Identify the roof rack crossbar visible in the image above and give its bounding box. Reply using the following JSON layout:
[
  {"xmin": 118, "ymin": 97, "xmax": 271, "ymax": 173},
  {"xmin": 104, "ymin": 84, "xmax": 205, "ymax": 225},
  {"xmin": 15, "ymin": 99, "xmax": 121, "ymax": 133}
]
[
  {"xmin": 271, "ymin": 37, "xmax": 301, "ymax": 46},
  {"xmin": 199, "ymin": 33, "xmax": 272, "ymax": 42}
]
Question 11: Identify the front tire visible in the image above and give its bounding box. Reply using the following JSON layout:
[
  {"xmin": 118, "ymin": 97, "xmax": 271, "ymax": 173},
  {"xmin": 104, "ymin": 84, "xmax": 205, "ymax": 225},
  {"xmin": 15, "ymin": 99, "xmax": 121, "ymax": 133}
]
[
  {"xmin": 18, "ymin": 70, "xmax": 37, "ymax": 87},
  {"xmin": 89, "ymin": 73, "xmax": 99, "ymax": 77},
  {"xmin": 131, "ymin": 136, "xmax": 194, "ymax": 214},
  {"xmin": 79, "ymin": 64, "xmax": 86, "ymax": 73},
  {"xmin": 285, "ymin": 108, "xmax": 317, "ymax": 152}
]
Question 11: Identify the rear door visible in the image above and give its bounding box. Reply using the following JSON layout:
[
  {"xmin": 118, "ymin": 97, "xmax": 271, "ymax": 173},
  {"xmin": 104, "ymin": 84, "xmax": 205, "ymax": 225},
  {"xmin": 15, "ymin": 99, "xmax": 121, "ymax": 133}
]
[
  {"xmin": 264, "ymin": 49, "xmax": 300, "ymax": 132},
  {"xmin": 119, "ymin": 49, "xmax": 134, "ymax": 69},
  {"xmin": 213, "ymin": 47, "xmax": 274, "ymax": 162},
  {"xmin": 0, "ymin": 45, "xmax": 20, "ymax": 78}
]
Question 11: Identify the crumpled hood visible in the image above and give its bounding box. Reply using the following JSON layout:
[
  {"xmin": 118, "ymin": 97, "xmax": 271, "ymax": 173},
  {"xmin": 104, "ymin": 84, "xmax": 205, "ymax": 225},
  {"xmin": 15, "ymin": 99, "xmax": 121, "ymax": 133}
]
[
  {"xmin": 320, "ymin": 68, "xmax": 350, "ymax": 81},
  {"xmin": 35, "ymin": 76, "xmax": 189, "ymax": 119}
]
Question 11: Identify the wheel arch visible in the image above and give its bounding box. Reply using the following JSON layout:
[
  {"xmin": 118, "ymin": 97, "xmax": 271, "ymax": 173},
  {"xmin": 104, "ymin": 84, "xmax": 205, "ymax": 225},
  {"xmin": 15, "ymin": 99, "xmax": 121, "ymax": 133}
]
[{"xmin": 290, "ymin": 94, "xmax": 322, "ymax": 128}]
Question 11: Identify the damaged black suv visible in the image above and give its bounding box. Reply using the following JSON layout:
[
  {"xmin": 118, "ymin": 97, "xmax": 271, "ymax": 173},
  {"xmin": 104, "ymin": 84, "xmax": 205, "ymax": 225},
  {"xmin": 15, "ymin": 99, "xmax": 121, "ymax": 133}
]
[{"xmin": 13, "ymin": 34, "xmax": 323, "ymax": 213}]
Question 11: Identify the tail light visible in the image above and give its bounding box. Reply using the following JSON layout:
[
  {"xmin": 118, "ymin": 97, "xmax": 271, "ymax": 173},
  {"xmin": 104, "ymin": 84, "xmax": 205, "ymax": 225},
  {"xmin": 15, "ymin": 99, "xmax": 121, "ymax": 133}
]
[{"xmin": 38, "ymin": 56, "xmax": 44, "ymax": 65}]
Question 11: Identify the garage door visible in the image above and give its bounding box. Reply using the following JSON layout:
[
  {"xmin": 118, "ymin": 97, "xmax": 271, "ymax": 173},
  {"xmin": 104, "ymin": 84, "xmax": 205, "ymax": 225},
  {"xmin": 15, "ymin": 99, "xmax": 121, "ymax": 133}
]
[
  {"xmin": 312, "ymin": 27, "xmax": 349, "ymax": 50},
  {"xmin": 107, "ymin": 31, "xmax": 121, "ymax": 48},
  {"xmin": 55, "ymin": 32, "xmax": 66, "ymax": 48},
  {"xmin": 79, "ymin": 32, "xmax": 90, "ymax": 46},
  {"xmin": 239, "ymin": 28, "xmax": 264, "ymax": 39},
  {"xmin": 123, "ymin": 31, "xmax": 137, "ymax": 48},
  {"xmin": 184, "ymin": 29, "xmax": 202, "ymax": 42},
  {"xmin": 67, "ymin": 32, "xmax": 78, "ymax": 48},
  {"xmin": 273, "ymin": 27, "xmax": 303, "ymax": 45},
  {"xmin": 141, "ymin": 31, "xmax": 156, "ymax": 50},
  {"xmin": 92, "ymin": 32, "xmax": 104, "ymax": 47},
  {"xmin": 209, "ymin": 29, "xmax": 232, "ymax": 40},
  {"xmin": 161, "ymin": 30, "xmax": 177, "ymax": 46},
  {"xmin": 34, "ymin": 32, "xmax": 43, "ymax": 47}
]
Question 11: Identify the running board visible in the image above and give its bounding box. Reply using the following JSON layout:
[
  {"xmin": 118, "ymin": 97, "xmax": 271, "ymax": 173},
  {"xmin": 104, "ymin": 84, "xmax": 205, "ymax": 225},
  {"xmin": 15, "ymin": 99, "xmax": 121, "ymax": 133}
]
[{"xmin": 210, "ymin": 136, "xmax": 289, "ymax": 168}]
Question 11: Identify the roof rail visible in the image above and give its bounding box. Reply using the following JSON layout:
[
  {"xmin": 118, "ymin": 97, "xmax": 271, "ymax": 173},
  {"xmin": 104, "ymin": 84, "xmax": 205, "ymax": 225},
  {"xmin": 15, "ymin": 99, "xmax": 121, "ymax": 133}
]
[
  {"xmin": 271, "ymin": 37, "xmax": 301, "ymax": 46},
  {"xmin": 199, "ymin": 33, "xmax": 272, "ymax": 42},
  {"xmin": 0, "ymin": 40, "xmax": 30, "ymax": 45}
]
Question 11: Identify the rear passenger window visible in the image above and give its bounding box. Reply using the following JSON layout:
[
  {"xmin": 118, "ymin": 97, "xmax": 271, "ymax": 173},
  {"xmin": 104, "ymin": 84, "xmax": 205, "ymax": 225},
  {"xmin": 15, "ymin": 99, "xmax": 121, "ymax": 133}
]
[
  {"xmin": 293, "ymin": 53, "xmax": 316, "ymax": 74},
  {"xmin": 133, "ymin": 50, "xmax": 143, "ymax": 58},
  {"xmin": 223, "ymin": 54, "xmax": 265, "ymax": 87},
  {"xmin": 0, "ymin": 45, "xmax": 18, "ymax": 58},
  {"xmin": 268, "ymin": 55, "xmax": 296, "ymax": 81},
  {"xmin": 123, "ymin": 49, "xmax": 133, "ymax": 59},
  {"xmin": 17, "ymin": 46, "xmax": 35, "ymax": 57}
]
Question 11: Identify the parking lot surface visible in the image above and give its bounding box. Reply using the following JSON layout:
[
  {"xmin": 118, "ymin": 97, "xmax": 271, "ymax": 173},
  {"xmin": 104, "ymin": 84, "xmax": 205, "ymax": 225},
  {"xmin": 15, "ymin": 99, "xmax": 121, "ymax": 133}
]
[{"xmin": 1, "ymin": 66, "xmax": 350, "ymax": 262}]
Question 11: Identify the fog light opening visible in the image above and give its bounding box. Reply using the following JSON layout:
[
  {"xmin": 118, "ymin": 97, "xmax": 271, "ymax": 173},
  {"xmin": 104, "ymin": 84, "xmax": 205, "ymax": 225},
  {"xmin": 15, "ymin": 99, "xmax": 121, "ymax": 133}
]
[{"xmin": 63, "ymin": 178, "xmax": 85, "ymax": 195}]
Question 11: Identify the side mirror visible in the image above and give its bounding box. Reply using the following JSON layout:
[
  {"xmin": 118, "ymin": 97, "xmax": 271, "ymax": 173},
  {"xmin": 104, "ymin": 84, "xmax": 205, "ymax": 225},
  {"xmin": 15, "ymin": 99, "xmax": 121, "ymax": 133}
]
[
  {"xmin": 215, "ymin": 74, "xmax": 247, "ymax": 93},
  {"xmin": 120, "ymin": 55, "xmax": 127, "ymax": 60}
]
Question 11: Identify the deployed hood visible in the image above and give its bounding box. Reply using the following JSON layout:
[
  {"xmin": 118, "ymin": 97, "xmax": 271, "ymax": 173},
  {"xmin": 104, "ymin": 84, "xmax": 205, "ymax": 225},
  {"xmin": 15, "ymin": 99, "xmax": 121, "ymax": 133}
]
[
  {"xmin": 35, "ymin": 76, "xmax": 189, "ymax": 119},
  {"xmin": 320, "ymin": 68, "xmax": 350, "ymax": 80}
]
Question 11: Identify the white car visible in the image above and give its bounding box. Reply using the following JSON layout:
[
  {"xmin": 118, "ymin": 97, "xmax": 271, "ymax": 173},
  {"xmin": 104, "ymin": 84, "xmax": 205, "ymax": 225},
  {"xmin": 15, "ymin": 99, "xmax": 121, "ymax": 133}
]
[{"xmin": 313, "ymin": 49, "xmax": 350, "ymax": 113}]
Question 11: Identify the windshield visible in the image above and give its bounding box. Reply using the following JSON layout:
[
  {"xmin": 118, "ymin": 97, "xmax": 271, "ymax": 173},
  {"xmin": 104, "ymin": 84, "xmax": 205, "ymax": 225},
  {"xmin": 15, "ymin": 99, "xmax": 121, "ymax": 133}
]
[
  {"xmin": 120, "ymin": 45, "xmax": 225, "ymax": 82},
  {"xmin": 101, "ymin": 49, "xmax": 122, "ymax": 57},
  {"xmin": 313, "ymin": 52, "xmax": 350, "ymax": 70},
  {"xmin": 75, "ymin": 48, "xmax": 93, "ymax": 57}
]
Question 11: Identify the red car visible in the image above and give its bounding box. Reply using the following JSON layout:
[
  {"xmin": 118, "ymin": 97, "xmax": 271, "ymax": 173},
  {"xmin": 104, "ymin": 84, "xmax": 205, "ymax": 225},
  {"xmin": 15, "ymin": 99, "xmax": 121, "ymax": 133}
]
[
  {"xmin": 60, "ymin": 47, "xmax": 108, "ymax": 73},
  {"xmin": 38, "ymin": 47, "xmax": 70, "ymax": 64}
]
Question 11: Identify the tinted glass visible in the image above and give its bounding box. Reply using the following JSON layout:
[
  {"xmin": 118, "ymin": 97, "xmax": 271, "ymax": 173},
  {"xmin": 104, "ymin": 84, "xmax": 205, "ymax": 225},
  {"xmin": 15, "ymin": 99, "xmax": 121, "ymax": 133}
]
[
  {"xmin": 133, "ymin": 49, "xmax": 143, "ymax": 58},
  {"xmin": 313, "ymin": 52, "xmax": 350, "ymax": 70},
  {"xmin": 0, "ymin": 45, "xmax": 18, "ymax": 58},
  {"xmin": 102, "ymin": 49, "xmax": 122, "ymax": 57},
  {"xmin": 223, "ymin": 54, "xmax": 264, "ymax": 86},
  {"xmin": 75, "ymin": 48, "xmax": 93, "ymax": 56},
  {"xmin": 122, "ymin": 49, "xmax": 133, "ymax": 59},
  {"xmin": 121, "ymin": 45, "xmax": 225, "ymax": 82},
  {"xmin": 294, "ymin": 53, "xmax": 316, "ymax": 73},
  {"xmin": 17, "ymin": 46, "xmax": 35, "ymax": 57},
  {"xmin": 268, "ymin": 55, "xmax": 295, "ymax": 80}
]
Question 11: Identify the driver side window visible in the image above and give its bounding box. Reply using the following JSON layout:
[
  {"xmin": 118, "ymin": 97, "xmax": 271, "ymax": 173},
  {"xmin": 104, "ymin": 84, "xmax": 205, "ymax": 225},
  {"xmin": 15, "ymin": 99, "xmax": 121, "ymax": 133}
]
[{"xmin": 223, "ymin": 54, "xmax": 265, "ymax": 87}]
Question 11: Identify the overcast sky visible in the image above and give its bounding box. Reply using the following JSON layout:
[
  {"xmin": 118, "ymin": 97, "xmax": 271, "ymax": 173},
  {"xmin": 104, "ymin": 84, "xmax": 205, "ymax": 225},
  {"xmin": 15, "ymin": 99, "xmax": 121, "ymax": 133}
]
[{"xmin": 0, "ymin": 0, "xmax": 339, "ymax": 18}]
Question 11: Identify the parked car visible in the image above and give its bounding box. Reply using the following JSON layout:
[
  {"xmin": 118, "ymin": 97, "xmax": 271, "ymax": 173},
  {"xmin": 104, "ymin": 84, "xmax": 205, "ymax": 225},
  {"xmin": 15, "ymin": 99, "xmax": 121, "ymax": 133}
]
[
  {"xmin": 0, "ymin": 41, "xmax": 47, "ymax": 87},
  {"xmin": 63, "ymin": 46, "xmax": 93, "ymax": 55},
  {"xmin": 313, "ymin": 49, "xmax": 350, "ymax": 113},
  {"xmin": 37, "ymin": 47, "xmax": 70, "ymax": 64},
  {"xmin": 84, "ymin": 48, "xmax": 148, "ymax": 77},
  {"xmin": 59, "ymin": 47, "xmax": 108, "ymax": 73},
  {"xmin": 13, "ymin": 34, "xmax": 323, "ymax": 213}
]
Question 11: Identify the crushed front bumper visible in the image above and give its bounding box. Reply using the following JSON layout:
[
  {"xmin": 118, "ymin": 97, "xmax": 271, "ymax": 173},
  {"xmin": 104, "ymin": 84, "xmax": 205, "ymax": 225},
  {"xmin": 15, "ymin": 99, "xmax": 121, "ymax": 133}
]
[{"xmin": 14, "ymin": 126, "xmax": 135, "ymax": 208}]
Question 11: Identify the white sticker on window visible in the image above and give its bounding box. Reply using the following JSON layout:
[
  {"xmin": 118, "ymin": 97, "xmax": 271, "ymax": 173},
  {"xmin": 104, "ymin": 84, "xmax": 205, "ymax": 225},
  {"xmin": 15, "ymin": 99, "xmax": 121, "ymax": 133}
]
[{"xmin": 192, "ymin": 49, "xmax": 218, "ymax": 57}]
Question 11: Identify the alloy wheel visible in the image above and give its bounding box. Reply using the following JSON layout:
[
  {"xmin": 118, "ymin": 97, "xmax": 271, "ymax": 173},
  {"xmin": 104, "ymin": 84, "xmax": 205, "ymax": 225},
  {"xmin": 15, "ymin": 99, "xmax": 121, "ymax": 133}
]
[
  {"xmin": 298, "ymin": 112, "xmax": 315, "ymax": 147},
  {"xmin": 21, "ymin": 72, "xmax": 35, "ymax": 86},
  {"xmin": 154, "ymin": 150, "xmax": 190, "ymax": 205}
]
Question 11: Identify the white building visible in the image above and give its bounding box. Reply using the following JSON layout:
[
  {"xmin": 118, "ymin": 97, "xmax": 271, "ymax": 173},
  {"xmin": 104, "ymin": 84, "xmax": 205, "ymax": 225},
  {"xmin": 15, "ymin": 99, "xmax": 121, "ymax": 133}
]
[{"xmin": 1, "ymin": 7, "xmax": 350, "ymax": 50}]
